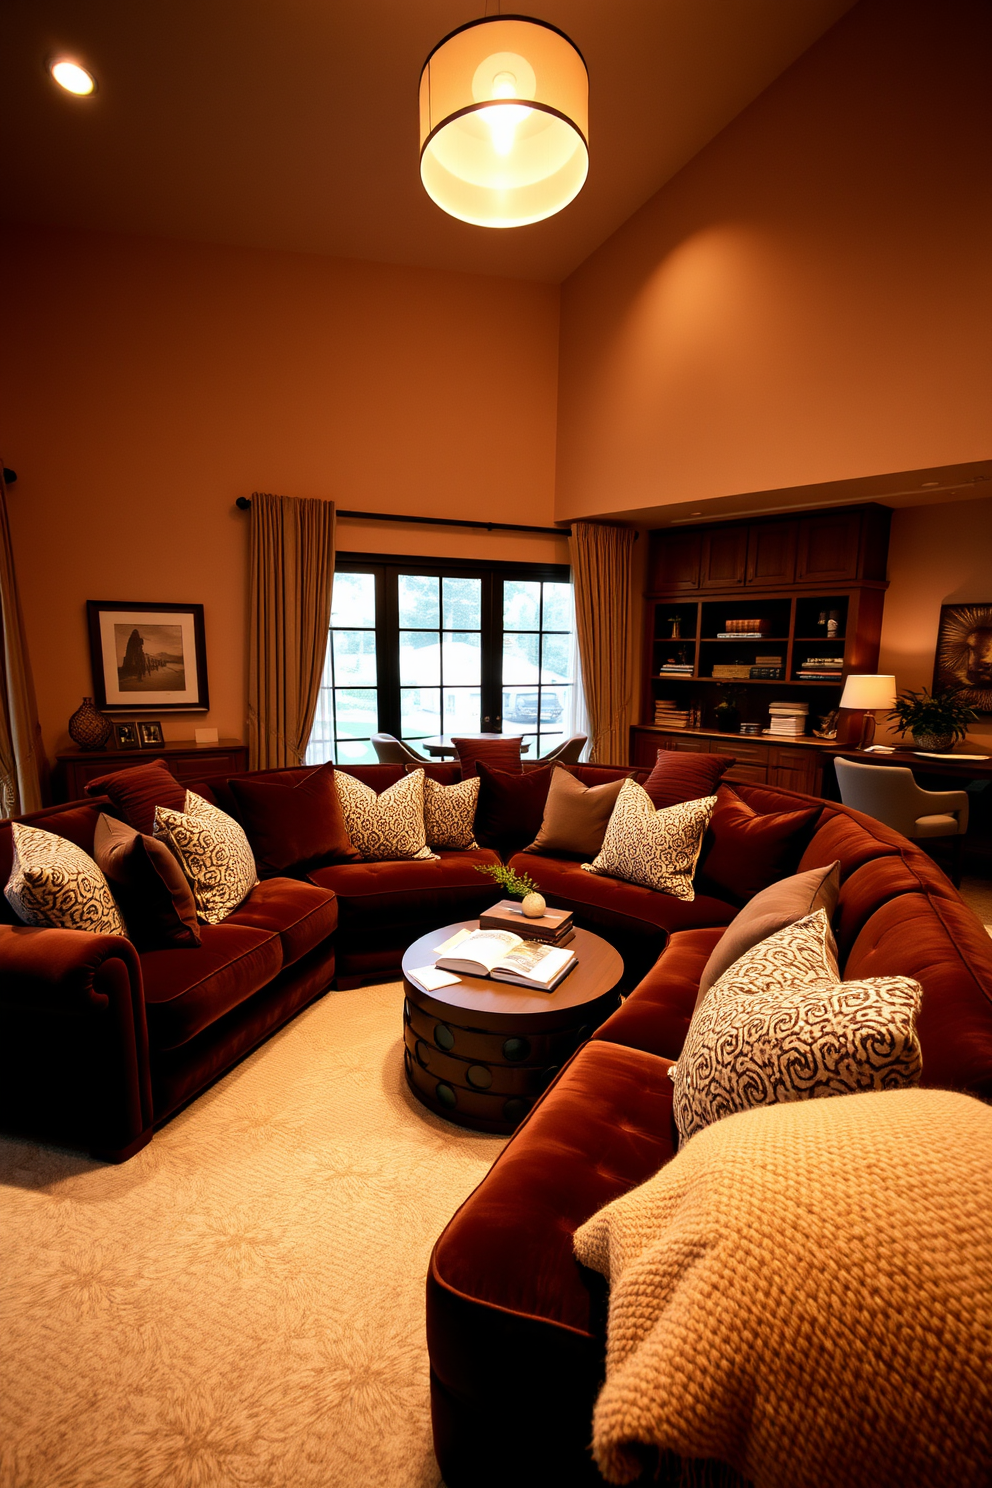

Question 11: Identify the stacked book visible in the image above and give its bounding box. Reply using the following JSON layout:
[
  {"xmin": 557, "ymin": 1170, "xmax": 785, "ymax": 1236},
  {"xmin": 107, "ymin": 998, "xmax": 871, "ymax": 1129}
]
[
  {"xmin": 436, "ymin": 925, "xmax": 576, "ymax": 991},
  {"xmin": 658, "ymin": 662, "xmax": 693, "ymax": 676},
  {"xmin": 711, "ymin": 663, "xmax": 752, "ymax": 680},
  {"xmin": 720, "ymin": 619, "xmax": 770, "ymax": 637},
  {"xmin": 750, "ymin": 653, "xmax": 783, "ymax": 679},
  {"xmin": 765, "ymin": 701, "xmax": 809, "ymax": 737},
  {"xmin": 654, "ymin": 699, "xmax": 689, "ymax": 727},
  {"xmin": 479, "ymin": 900, "xmax": 575, "ymax": 947},
  {"xmin": 797, "ymin": 656, "xmax": 844, "ymax": 681}
]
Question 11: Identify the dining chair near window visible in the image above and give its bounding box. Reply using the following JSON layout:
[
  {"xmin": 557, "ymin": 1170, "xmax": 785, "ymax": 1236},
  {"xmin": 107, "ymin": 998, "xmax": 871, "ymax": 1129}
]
[
  {"xmin": 834, "ymin": 757, "xmax": 969, "ymax": 885},
  {"xmin": 371, "ymin": 733, "xmax": 428, "ymax": 765},
  {"xmin": 536, "ymin": 734, "xmax": 587, "ymax": 765}
]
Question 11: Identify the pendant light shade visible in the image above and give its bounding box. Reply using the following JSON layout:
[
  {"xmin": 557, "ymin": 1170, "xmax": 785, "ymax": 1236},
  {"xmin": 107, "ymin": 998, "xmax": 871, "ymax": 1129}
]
[{"xmin": 419, "ymin": 16, "xmax": 588, "ymax": 229}]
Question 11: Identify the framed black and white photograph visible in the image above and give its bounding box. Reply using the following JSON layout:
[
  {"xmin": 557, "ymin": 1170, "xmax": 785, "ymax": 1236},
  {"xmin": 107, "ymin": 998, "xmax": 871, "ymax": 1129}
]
[
  {"xmin": 138, "ymin": 720, "xmax": 165, "ymax": 747},
  {"xmin": 87, "ymin": 601, "xmax": 209, "ymax": 712},
  {"xmin": 114, "ymin": 721, "xmax": 140, "ymax": 750},
  {"xmin": 933, "ymin": 602, "xmax": 992, "ymax": 714}
]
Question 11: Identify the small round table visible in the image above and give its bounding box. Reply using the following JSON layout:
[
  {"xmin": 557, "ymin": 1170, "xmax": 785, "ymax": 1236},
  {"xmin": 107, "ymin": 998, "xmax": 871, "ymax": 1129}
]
[{"xmin": 402, "ymin": 920, "xmax": 624, "ymax": 1134}]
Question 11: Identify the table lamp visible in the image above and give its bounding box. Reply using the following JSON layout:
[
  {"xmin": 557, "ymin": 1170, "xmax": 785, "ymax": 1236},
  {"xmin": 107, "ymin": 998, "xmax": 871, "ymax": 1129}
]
[{"xmin": 839, "ymin": 674, "xmax": 897, "ymax": 750}]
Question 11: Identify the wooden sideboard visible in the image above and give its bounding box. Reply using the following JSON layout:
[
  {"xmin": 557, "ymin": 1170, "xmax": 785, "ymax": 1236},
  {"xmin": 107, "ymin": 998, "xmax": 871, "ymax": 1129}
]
[
  {"xmin": 55, "ymin": 739, "xmax": 248, "ymax": 802},
  {"xmin": 630, "ymin": 724, "xmax": 838, "ymax": 796}
]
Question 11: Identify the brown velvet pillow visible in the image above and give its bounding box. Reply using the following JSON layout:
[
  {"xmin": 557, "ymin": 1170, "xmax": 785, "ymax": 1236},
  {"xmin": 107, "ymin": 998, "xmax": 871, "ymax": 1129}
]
[
  {"xmin": 641, "ymin": 749, "xmax": 736, "ymax": 810},
  {"xmin": 474, "ymin": 762, "xmax": 554, "ymax": 849},
  {"xmin": 453, "ymin": 736, "xmax": 523, "ymax": 781},
  {"xmin": 526, "ymin": 765, "xmax": 627, "ymax": 858},
  {"xmin": 228, "ymin": 761, "xmax": 359, "ymax": 877},
  {"xmin": 694, "ymin": 860, "xmax": 842, "ymax": 1010},
  {"xmin": 93, "ymin": 812, "xmax": 201, "ymax": 950},
  {"xmin": 84, "ymin": 759, "xmax": 187, "ymax": 836},
  {"xmin": 696, "ymin": 785, "xmax": 822, "ymax": 906}
]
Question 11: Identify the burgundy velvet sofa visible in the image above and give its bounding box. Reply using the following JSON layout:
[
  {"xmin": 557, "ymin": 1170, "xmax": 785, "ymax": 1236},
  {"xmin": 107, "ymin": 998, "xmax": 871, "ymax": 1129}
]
[{"xmin": 426, "ymin": 783, "xmax": 992, "ymax": 1488}]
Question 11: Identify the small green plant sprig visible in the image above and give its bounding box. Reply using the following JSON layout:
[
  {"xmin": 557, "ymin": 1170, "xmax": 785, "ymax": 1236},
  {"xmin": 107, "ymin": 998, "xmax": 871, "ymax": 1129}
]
[
  {"xmin": 887, "ymin": 686, "xmax": 976, "ymax": 742},
  {"xmin": 474, "ymin": 862, "xmax": 540, "ymax": 899}
]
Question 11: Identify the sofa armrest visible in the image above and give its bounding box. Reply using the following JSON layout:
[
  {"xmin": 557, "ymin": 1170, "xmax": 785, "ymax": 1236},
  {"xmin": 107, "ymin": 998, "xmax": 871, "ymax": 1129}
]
[{"xmin": 0, "ymin": 925, "xmax": 154, "ymax": 1162}]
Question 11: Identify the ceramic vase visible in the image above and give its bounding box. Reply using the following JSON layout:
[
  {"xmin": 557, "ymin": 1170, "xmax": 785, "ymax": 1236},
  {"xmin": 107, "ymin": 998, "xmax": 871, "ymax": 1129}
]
[
  {"xmin": 520, "ymin": 892, "xmax": 547, "ymax": 919},
  {"xmin": 68, "ymin": 696, "xmax": 112, "ymax": 751}
]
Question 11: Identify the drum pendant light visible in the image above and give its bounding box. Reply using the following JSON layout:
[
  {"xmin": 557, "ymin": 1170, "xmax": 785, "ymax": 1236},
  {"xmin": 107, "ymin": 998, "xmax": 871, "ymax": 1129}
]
[{"xmin": 419, "ymin": 16, "xmax": 589, "ymax": 228}]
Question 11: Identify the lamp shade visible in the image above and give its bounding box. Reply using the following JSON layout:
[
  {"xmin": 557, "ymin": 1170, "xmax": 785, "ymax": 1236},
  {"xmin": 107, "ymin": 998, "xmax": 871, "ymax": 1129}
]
[
  {"xmin": 839, "ymin": 674, "xmax": 897, "ymax": 710},
  {"xmin": 419, "ymin": 17, "xmax": 589, "ymax": 228}
]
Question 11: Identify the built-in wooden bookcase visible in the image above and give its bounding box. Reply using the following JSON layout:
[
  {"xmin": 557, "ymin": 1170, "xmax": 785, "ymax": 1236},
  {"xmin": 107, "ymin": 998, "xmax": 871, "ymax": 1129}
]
[{"xmin": 633, "ymin": 504, "xmax": 890, "ymax": 793}]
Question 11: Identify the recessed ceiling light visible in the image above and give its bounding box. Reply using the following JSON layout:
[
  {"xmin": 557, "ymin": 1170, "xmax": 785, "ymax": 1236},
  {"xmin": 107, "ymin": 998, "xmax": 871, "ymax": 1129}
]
[{"xmin": 49, "ymin": 58, "xmax": 96, "ymax": 96}]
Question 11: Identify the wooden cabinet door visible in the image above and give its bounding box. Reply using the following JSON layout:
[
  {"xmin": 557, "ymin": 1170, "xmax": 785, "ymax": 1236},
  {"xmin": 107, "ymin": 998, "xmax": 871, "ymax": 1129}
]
[
  {"xmin": 629, "ymin": 728, "xmax": 667, "ymax": 767},
  {"xmin": 699, "ymin": 527, "xmax": 747, "ymax": 589},
  {"xmin": 768, "ymin": 748, "xmax": 822, "ymax": 795},
  {"xmin": 796, "ymin": 511, "xmax": 861, "ymax": 583},
  {"xmin": 746, "ymin": 521, "xmax": 797, "ymax": 586},
  {"xmin": 648, "ymin": 530, "xmax": 701, "ymax": 592}
]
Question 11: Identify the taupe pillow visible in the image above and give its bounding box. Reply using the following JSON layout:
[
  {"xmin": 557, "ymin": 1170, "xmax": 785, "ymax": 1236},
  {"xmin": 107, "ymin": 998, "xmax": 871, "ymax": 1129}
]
[
  {"xmin": 582, "ymin": 779, "xmax": 716, "ymax": 902},
  {"xmin": 94, "ymin": 813, "xmax": 201, "ymax": 949},
  {"xmin": 5, "ymin": 822, "xmax": 126, "ymax": 936},
  {"xmin": 526, "ymin": 766, "xmax": 628, "ymax": 858},
  {"xmin": 673, "ymin": 910, "xmax": 923, "ymax": 1145},
  {"xmin": 154, "ymin": 791, "xmax": 258, "ymax": 924},
  {"xmin": 695, "ymin": 860, "xmax": 841, "ymax": 1010}
]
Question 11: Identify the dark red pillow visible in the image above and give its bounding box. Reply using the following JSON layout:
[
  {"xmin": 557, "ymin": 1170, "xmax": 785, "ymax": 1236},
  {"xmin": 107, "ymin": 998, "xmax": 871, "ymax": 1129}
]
[
  {"xmin": 228, "ymin": 761, "xmax": 359, "ymax": 877},
  {"xmin": 474, "ymin": 763, "xmax": 554, "ymax": 849},
  {"xmin": 642, "ymin": 749, "xmax": 736, "ymax": 810},
  {"xmin": 697, "ymin": 785, "xmax": 822, "ymax": 905},
  {"xmin": 453, "ymin": 736, "xmax": 523, "ymax": 782},
  {"xmin": 93, "ymin": 813, "xmax": 200, "ymax": 950},
  {"xmin": 84, "ymin": 759, "xmax": 186, "ymax": 835}
]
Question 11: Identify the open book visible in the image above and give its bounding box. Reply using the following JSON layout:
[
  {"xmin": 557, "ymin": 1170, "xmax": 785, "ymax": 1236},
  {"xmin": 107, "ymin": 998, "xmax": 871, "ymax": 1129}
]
[{"xmin": 435, "ymin": 928, "xmax": 576, "ymax": 991}]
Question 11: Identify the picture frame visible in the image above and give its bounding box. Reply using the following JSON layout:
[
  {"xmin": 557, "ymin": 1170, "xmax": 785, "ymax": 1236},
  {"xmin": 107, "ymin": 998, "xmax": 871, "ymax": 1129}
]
[
  {"xmin": 933, "ymin": 603, "xmax": 992, "ymax": 715},
  {"xmin": 87, "ymin": 601, "xmax": 209, "ymax": 712},
  {"xmin": 138, "ymin": 720, "xmax": 165, "ymax": 748},
  {"xmin": 114, "ymin": 721, "xmax": 140, "ymax": 750}
]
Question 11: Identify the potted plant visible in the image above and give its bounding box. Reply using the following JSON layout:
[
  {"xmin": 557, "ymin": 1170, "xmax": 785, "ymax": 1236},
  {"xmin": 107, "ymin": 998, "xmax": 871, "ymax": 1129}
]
[
  {"xmin": 475, "ymin": 862, "xmax": 546, "ymax": 918},
  {"xmin": 713, "ymin": 685, "xmax": 743, "ymax": 734},
  {"xmin": 887, "ymin": 686, "xmax": 976, "ymax": 752}
]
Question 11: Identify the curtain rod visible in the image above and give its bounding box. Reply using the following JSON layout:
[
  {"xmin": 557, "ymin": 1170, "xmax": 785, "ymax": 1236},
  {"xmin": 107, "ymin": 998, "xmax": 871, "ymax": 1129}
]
[{"xmin": 234, "ymin": 497, "xmax": 570, "ymax": 538}]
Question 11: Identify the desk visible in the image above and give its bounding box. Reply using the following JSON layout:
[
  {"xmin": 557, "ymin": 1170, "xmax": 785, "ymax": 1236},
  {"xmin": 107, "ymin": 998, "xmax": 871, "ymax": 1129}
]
[
  {"xmin": 417, "ymin": 733, "xmax": 535, "ymax": 758},
  {"xmin": 827, "ymin": 747, "xmax": 992, "ymax": 784}
]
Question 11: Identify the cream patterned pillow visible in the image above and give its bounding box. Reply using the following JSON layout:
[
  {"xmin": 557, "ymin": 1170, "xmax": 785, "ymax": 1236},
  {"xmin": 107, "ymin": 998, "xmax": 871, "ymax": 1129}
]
[
  {"xmin": 582, "ymin": 779, "xmax": 715, "ymax": 901},
  {"xmin": 154, "ymin": 791, "xmax": 258, "ymax": 924},
  {"xmin": 5, "ymin": 822, "xmax": 126, "ymax": 936},
  {"xmin": 423, "ymin": 774, "xmax": 479, "ymax": 850},
  {"xmin": 672, "ymin": 911, "xmax": 923, "ymax": 1143},
  {"xmin": 334, "ymin": 768, "xmax": 438, "ymax": 862}
]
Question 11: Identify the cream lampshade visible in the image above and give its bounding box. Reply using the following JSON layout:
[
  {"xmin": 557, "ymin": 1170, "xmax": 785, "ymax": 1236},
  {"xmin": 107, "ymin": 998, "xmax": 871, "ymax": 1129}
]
[
  {"xmin": 839, "ymin": 674, "xmax": 897, "ymax": 749},
  {"xmin": 419, "ymin": 17, "xmax": 589, "ymax": 228}
]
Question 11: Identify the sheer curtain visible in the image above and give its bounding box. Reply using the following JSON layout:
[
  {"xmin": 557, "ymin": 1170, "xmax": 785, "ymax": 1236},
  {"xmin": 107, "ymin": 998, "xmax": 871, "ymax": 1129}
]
[
  {"xmin": 0, "ymin": 467, "xmax": 44, "ymax": 815},
  {"xmin": 568, "ymin": 521, "xmax": 636, "ymax": 764},
  {"xmin": 247, "ymin": 491, "xmax": 336, "ymax": 770}
]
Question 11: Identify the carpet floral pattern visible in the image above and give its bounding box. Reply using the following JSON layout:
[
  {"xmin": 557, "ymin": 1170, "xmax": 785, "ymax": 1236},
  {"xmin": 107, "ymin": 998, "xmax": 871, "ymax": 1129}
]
[{"xmin": 0, "ymin": 982, "xmax": 505, "ymax": 1488}]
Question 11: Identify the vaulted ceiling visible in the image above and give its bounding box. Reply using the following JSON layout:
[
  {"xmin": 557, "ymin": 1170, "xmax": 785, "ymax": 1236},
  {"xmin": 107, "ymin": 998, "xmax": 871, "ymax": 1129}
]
[{"xmin": 2, "ymin": 0, "xmax": 854, "ymax": 282}]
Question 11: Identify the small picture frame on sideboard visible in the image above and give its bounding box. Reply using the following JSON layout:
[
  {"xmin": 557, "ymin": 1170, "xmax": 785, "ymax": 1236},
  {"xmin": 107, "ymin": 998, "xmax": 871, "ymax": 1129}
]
[
  {"xmin": 138, "ymin": 720, "xmax": 165, "ymax": 748},
  {"xmin": 114, "ymin": 721, "xmax": 140, "ymax": 750}
]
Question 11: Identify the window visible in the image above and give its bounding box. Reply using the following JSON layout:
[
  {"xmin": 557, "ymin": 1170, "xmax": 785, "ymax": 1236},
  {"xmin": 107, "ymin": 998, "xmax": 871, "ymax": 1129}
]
[{"xmin": 306, "ymin": 555, "xmax": 584, "ymax": 766}]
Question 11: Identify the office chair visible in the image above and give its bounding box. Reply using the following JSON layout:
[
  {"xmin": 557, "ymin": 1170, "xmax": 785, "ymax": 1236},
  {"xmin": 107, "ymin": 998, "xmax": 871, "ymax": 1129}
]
[
  {"xmin": 834, "ymin": 757, "xmax": 969, "ymax": 885},
  {"xmin": 536, "ymin": 734, "xmax": 587, "ymax": 765},
  {"xmin": 371, "ymin": 733, "xmax": 427, "ymax": 765}
]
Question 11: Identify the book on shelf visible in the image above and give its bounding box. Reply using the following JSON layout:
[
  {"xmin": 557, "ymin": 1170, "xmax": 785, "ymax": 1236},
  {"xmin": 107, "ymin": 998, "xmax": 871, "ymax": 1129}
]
[
  {"xmin": 769, "ymin": 706, "xmax": 809, "ymax": 716},
  {"xmin": 723, "ymin": 619, "xmax": 771, "ymax": 635},
  {"xmin": 749, "ymin": 666, "xmax": 782, "ymax": 679},
  {"xmin": 659, "ymin": 666, "xmax": 693, "ymax": 674},
  {"xmin": 717, "ymin": 631, "xmax": 766, "ymax": 639},
  {"xmin": 755, "ymin": 655, "xmax": 784, "ymax": 665},
  {"xmin": 797, "ymin": 673, "xmax": 844, "ymax": 680},
  {"xmin": 711, "ymin": 664, "xmax": 753, "ymax": 679},
  {"xmin": 435, "ymin": 928, "xmax": 576, "ymax": 991},
  {"xmin": 479, "ymin": 900, "xmax": 575, "ymax": 945}
]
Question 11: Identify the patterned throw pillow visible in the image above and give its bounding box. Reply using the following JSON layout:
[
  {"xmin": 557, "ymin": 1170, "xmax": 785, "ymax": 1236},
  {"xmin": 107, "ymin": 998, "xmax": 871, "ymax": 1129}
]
[
  {"xmin": 154, "ymin": 791, "xmax": 259, "ymax": 924},
  {"xmin": 423, "ymin": 774, "xmax": 479, "ymax": 850},
  {"xmin": 334, "ymin": 768, "xmax": 438, "ymax": 862},
  {"xmin": 672, "ymin": 910, "xmax": 923, "ymax": 1143},
  {"xmin": 5, "ymin": 822, "xmax": 126, "ymax": 936},
  {"xmin": 582, "ymin": 778, "xmax": 716, "ymax": 901}
]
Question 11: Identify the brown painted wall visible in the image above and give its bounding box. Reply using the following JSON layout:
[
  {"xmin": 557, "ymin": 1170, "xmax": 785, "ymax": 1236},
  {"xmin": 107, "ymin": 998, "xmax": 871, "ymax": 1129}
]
[
  {"xmin": 555, "ymin": 0, "xmax": 992, "ymax": 522},
  {"xmin": 0, "ymin": 227, "xmax": 561, "ymax": 763},
  {"xmin": 877, "ymin": 498, "xmax": 992, "ymax": 751}
]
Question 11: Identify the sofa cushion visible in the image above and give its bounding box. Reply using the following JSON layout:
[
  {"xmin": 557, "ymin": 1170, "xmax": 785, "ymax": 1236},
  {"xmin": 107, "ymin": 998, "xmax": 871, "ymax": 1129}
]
[
  {"xmin": 309, "ymin": 848, "xmax": 504, "ymax": 933},
  {"xmin": 140, "ymin": 922, "xmax": 283, "ymax": 1049},
  {"xmin": 84, "ymin": 759, "xmax": 186, "ymax": 835},
  {"xmin": 526, "ymin": 766, "xmax": 627, "ymax": 859},
  {"xmin": 454, "ymin": 735, "xmax": 522, "ymax": 780},
  {"xmin": 334, "ymin": 768, "xmax": 436, "ymax": 861},
  {"xmin": 474, "ymin": 763, "xmax": 554, "ymax": 851},
  {"xmin": 223, "ymin": 877, "xmax": 338, "ymax": 968},
  {"xmin": 593, "ymin": 927, "xmax": 726, "ymax": 1059},
  {"xmin": 696, "ymin": 786, "xmax": 821, "ymax": 905},
  {"xmin": 5, "ymin": 822, "xmax": 126, "ymax": 937},
  {"xmin": 798, "ymin": 806, "xmax": 902, "ymax": 881},
  {"xmin": 93, "ymin": 813, "xmax": 201, "ymax": 949},
  {"xmin": 154, "ymin": 792, "xmax": 259, "ymax": 924},
  {"xmin": 641, "ymin": 749, "xmax": 736, "ymax": 810},
  {"xmin": 422, "ymin": 774, "xmax": 480, "ymax": 850},
  {"xmin": 228, "ymin": 761, "xmax": 359, "ymax": 876},
  {"xmin": 583, "ymin": 781, "xmax": 715, "ymax": 901},
  {"xmin": 509, "ymin": 851, "xmax": 735, "ymax": 939},
  {"xmin": 0, "ymin": 802, "xmax": 108, "ymax": 925}
]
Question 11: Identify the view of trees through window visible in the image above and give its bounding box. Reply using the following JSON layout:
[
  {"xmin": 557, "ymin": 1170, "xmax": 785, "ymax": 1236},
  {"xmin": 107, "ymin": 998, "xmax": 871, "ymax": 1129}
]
[{"xmin": 306, "ymin": 558, "xmax": 581, "ymax": 766}]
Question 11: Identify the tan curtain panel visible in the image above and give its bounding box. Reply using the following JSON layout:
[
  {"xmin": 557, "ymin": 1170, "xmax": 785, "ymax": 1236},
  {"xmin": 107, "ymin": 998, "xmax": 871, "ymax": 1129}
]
[
  {"xmin": 0, "ymin": 467, "xmax": 45, "ymax": 815},
  {"xmin": 247, "ymin": 492, "xmax": 336, "ymax": 771},
  {"xmin": 569, "ymin": 521, "xmax": 636, "ymax": 765}
]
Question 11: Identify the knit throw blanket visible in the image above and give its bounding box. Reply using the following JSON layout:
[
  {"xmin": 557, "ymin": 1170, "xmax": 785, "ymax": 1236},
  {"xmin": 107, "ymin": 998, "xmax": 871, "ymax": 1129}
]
[{"xmin": 574, "ymin": 1088, "xmax": 992, "ymax": 1487}]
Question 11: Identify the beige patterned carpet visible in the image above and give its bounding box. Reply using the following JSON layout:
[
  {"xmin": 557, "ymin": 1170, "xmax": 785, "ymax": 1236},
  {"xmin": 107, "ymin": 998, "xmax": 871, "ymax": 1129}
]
[{"xmin": 0, "ymin": 982, "xmax": 506, "ymax": 1488}]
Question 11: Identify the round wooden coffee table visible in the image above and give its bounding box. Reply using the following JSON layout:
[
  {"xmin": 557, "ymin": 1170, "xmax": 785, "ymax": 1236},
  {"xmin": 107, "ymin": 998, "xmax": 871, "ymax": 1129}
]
[{"xmin": 402, "ymin": 920, "xmax": 624, "ymax": 1134}]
